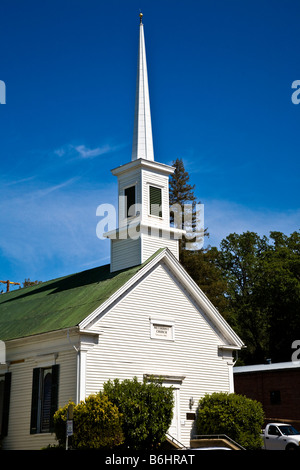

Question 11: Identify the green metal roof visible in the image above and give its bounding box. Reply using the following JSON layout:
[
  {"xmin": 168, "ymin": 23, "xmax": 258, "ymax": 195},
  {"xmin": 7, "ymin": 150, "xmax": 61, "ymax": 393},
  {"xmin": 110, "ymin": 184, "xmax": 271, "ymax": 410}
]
[{"xmin": 0, "ymin": 251, "xmax": 163, "ymax": 341}]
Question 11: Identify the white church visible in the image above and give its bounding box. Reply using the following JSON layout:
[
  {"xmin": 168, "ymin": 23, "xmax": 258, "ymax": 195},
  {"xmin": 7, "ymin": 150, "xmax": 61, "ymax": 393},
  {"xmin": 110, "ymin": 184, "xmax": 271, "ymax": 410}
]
[{"xmin": 0, "ymin": 14, "xmax": 244, "ymax": 450}]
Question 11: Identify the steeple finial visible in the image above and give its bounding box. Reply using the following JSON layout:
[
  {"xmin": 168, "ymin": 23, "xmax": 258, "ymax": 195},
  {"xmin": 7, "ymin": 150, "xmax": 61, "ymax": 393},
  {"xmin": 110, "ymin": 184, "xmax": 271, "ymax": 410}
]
[{"xmin": 132, "ymin": 12, "xmax": 154, "ymax": 161}]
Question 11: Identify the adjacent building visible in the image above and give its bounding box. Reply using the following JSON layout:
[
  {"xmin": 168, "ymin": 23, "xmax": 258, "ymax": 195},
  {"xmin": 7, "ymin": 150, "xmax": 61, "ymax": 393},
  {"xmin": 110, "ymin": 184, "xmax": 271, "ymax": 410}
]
[{"xmin": 234, "ymin": 361, "xmax": 300, "ymax": 430}]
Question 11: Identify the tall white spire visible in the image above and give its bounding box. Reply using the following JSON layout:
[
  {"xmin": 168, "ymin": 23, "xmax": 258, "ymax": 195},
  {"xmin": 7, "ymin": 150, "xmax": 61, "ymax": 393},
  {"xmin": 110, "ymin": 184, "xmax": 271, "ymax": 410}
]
[
  {"xmin": 131, "ymin": 13, "xmax": 154, "ymax": 162},
  {"xmin": 105, "ymin": 13, "xmax": 184, "ymax": 272}
]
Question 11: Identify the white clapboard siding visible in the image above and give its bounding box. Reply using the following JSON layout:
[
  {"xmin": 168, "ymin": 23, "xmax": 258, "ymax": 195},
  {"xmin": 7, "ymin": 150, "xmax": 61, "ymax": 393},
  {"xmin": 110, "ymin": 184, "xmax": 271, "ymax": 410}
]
[
  {"xmin": 141, "ymin": 169, "xmax": 170, "ymax": 229},
  {"xmin": 141, "ymin": 232, "xmax": 179, "ymax": 262},
  {"xmin": 85, "ymin": 261, "xmax": 232, "ymax": 447},
  {"xmin": 110, "ymin": 237, "xmax": 141, "ymax": 272},
  {"xmin": 3, "ymin": 340, "xmax": 77, "ymax": 450}
]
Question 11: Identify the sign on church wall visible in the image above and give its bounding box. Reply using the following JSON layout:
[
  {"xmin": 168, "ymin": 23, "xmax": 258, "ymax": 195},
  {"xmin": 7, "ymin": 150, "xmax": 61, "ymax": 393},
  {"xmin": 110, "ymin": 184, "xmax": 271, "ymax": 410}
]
[{"xmin": 150, "ymin": 319, "xmax": 175, "ymax": 341}]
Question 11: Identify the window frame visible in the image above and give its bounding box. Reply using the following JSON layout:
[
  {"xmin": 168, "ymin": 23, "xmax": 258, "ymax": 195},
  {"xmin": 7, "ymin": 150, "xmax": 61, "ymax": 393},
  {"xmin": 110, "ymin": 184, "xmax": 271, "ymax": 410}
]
[
  {"xmin": 150, "ymin": 318, "xmax": 175, "ymax": 341},
  {"xmin": 124, "ymin": 185, "xmax": 137, "ymax": 219},
  {"xmin": 268, "ymin": 425, "xmax": 281, "ymax": 436},
  {"xmin": 30, "ymin": 364, "xmax": 59, "ymax": 434},
  {"xmin": 0, "ymin": 372, "xmax": 11, "ymax": 437},
  {"xmin": 149, "ymin": 185, "xmax": 162, "ymax": 218}
]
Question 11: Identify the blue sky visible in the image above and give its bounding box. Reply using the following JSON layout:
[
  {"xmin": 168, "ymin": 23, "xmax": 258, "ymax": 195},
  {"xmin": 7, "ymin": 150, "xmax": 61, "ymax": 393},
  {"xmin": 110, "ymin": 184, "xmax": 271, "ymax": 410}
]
[{"xmin": 0, "ymin": 0, "xmax": 299, "ymax": 289}]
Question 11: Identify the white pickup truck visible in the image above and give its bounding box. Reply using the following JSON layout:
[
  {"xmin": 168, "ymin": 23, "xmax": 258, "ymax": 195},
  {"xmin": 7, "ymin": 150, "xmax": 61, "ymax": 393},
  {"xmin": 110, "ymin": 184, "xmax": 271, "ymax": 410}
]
[{"xmin": 262, "ymin": 423, "xmax": 300, "ymax": 450}]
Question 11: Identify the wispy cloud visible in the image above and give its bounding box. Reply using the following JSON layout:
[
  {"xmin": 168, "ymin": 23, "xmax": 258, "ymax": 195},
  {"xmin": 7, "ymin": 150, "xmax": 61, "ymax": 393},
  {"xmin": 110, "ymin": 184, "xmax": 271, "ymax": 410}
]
[
  {"xmin": 74, "ymin": 144, "xmax": 111, "ymax": 159},
  {"xmin": 0, "ymin": 137, "xmax": 125, "ymax": 282},
  {"xmin": 0, "ymin": 177, "xmax": 115, "ymax": 281},
  {"xmin": 33, "ymin": 178, "xmax": 79, "ymax": 198},
  {"xmin": 54, "ymin": 142, "xmax": 127, "ymax": 160},
  {"xmin": 3, "ymin": 176, "xmax": 37, "ymax": 187}
]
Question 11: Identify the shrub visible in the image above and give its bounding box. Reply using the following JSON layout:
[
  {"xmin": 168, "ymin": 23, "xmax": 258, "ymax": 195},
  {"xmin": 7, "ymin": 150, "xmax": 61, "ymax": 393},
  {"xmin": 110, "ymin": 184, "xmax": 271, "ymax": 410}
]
[
  {"xmin": 103, "ymin": 376, "xmax": 174, "ymax": 450},
  {"xmin": 53, "ymin": 393, "xmax": 124, "ymax": 449},
  {"xmin": 196, "ymin": 392, "xmax": 264, "ymax": 450}
]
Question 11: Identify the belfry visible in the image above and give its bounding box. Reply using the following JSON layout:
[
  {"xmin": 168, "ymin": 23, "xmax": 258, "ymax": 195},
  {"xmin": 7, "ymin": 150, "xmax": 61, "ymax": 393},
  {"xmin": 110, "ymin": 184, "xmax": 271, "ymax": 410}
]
[{"xmin": 105, "ymin": 14, "xmax": 184, "ymax": 272}]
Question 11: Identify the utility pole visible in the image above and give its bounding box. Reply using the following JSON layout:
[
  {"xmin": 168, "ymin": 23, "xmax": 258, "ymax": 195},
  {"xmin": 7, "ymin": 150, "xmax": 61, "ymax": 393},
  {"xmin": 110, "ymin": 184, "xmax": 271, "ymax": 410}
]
[{"xmin": 0, "ymin": 280, "xmax": 21, "ymax": 293}]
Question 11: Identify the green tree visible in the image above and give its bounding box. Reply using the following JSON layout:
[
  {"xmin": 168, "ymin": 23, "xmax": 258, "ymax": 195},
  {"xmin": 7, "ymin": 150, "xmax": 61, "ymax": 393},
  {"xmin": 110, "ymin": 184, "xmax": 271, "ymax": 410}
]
[
  {"xmin": 22, "ymin": 278, "xmax": 42, "ymax": 288},
  {"xmin": 169, "ymin": 158, "xmax": 201, "ymax": 252},
  {"xmin": 259, "ymin": 231, "xmax": 300, "ymax": 362},
  {"xmin": 103, "ymin": 377, "xmax": 174, "ymax": 450},
  {"xmin": 215, "ymin": 230, "xmax": 300, "ymax": 364},
  {"xmin": 180, "ymin": 248, "xmax": 229, "ymax": 316},
  {"xmin": 196, "ymin": 392, "xmax": 264, "ymax": 450},
  {"xmin": 169, "ymin": 158, "xmax": 196, "ymax": 211},
  {"xmin": 169, "ymin": 158, "xmax": 227, "ymax": 314},
  {"xmin": 53, "ymin": 394, "xmax": 124, "ymax": 449},
  {"xmin": 215, "ymin": 231, "xmax": 270, "ymax": 363}
]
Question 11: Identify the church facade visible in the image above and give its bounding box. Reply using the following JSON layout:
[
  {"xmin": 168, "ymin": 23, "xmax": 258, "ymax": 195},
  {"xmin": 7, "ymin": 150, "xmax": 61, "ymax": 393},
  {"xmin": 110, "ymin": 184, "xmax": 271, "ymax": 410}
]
[{"xmin": 0, "ymin": 15, "xmax": 244, "ymax": 450}]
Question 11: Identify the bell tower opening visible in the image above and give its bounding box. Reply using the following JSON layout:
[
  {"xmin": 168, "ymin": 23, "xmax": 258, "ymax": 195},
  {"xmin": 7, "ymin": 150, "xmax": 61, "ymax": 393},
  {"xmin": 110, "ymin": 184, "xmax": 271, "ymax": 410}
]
[{"xmin": 124, "ymin": 185, "xmax": 136, "ymax": 218}]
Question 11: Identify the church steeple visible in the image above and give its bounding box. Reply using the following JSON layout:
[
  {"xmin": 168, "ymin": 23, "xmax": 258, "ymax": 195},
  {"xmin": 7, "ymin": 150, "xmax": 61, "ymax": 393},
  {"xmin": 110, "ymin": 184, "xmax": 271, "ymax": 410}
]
[
  {"xmin": 131, "ymin": 12, "xmax": 154, "ymax": 162},
  {"xmin": 104, "ymin": 14, "xmax": 184, "ymax": 272}
]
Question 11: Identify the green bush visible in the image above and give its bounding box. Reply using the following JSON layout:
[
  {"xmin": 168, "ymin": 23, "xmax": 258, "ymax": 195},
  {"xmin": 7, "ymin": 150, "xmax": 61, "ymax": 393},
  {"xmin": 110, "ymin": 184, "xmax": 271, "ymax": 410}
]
[
  {"xmin": 196, "ymin": 392, "xmax": 264, "ymax": 450},
  {"xmin": 53, "ymin": 393, "xmax": 124, "ymax": 449},
  {"xmin": 103, "ymin": 376, "xmax": 174, "ymax": 450}
]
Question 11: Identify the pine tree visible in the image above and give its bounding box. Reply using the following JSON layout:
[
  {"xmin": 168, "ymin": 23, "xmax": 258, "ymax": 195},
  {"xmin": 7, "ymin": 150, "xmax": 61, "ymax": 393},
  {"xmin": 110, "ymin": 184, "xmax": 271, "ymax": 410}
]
[
  {"xmin": 169, "ymin": 158, "xmax": 227, "ymax": 315},
  {"xmin": 169, "ymin": 158, "xmax": 202, "ymax": 252},
  {"xmin": 169, "ymin": 158, "xmax": 196, "ymax": 208}
]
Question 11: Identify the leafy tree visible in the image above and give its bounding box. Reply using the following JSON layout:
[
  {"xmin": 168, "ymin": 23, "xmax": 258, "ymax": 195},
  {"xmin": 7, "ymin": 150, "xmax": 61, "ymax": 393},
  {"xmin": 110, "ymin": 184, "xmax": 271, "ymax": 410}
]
[
  {"xmin": 215, "ymin": 230, "xmax": 300, "ymax": 364},
  {"xmin": 196, "ymin": 392, "xmax": 264, "ymax": 450},
  {"xmin": 103, "ymin": 376, "xmax": 174, "ymax": 450},
  {"xmin": 258, "ymin": 231, "xmax": 300, "ymax": 362},
  {"xmin": 22, "ymin": 278, "xmax": 42, "ymax": 288},
  {"xmin": 53, "ymin": 394, "xmax": 124, "ymax": 449},
  {"xmin": 215, "ymin": 231, "xmax": 270, "ymax": 363},
  {"xmin": 169, "ymin": 159, "xmax": 300, "ymax": 365},
  {"xmin": 180, "ymin": 248, "xmax": 229, "ymax": 316}
]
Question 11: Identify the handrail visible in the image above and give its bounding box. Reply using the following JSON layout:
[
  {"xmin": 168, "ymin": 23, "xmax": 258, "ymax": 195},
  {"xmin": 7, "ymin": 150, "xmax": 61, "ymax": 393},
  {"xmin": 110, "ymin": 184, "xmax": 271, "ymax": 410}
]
[
  {"xmin": 165, "ymin": 432, "xmax": 186, "ymax": 449},
  {"xmin": 192, "ymin": 434, "xmax": 246, "ymax": 450}
]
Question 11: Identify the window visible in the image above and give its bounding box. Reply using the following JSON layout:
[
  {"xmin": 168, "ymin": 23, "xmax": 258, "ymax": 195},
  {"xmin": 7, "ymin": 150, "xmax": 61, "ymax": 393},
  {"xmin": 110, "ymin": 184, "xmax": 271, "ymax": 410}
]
[
  {"xmin": 270, "ymin": 390, "xmax": 281, "ymax": 405},
  {"xmin": 0, "ymin": 373, "xmax": 11, "ymax": 437},
  {"xmin": 124, "ymin": 186, "xmax": 136, "ymax": 218},
  {"xmin": 268, "ymin": 425, "xmax": 280, "ymax": 436},
  {"xmin": 30, "ymin": 365, "xmax": 59, "ymax": 434},
  {"xmin": 278, "ymin": 425, "xmax": 300, "ymax": 436},
  {"xmin": 149, "ymin": 185, "xmax": 162, "ymax": 217}
]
